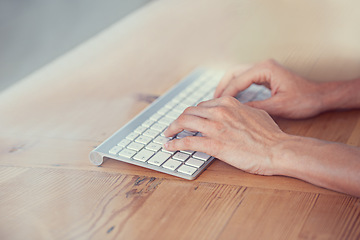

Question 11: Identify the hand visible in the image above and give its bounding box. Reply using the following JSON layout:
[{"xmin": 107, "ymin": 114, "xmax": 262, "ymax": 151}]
[
  {"xmin": 214, "ymin": 59, "xmax": 324, "ymax": 119},
  {"xmin": 164, "ymin": 96, "xmax": 287, "ymax": 175}
]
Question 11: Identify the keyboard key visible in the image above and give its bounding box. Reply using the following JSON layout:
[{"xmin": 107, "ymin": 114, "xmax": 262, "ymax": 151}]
[
  {"xmin": 127, "ymin": 142, "xmax": 144, "ymax": 151},
  {"xmin": 237, "ymin": 91, "xmax": 257, "ymax": 103},
  {"xmin": 164, "ymin": 100, "xmax": 177, "ymax": 109},
  {"xmin": 193, "ymin": 151, "xmax": 211, "ymax": 161},
  {"xmin": 252, "ymin": 88, "xmax": 271, "ymax": 101},
  {"xmin": 162, "ymin": 148, "xmax": 176, "ymax": 155},
  {"xmin": 126, "ymin": 132, "xmax": 139, "ymax": 141},
  {"xmin": 247, "ymin": 83, "xmax": 263, "ymax": 92},
  {"xmin": 133, "ymin": 149, "xmax": 154, "ymax": 162},
  {"xmin": 162, "ymin": 159, "xmax": 182, "ymax": 171},
  {"xmin": 147, "ymin": 152, "xmax": 171, "ymax": 166},
  {"xmin": 118, "ymin": 139, "xmax": 131, "ymax": 147},
  {"xmin": 192, "ymin": 91, "xmax": 205, "ymax": 98},
  {"xmin": 151, "ymin": 123, "xmax": 167, "ymax": 132},
  {"xmin": 153, "ymin": 136, "xmax": 171, "ymax": 145},
  {"xmin": 172, "ymin": 103, "xmax": 189, "ymax": 113},
  {"xmin": 188, "ymin": 81, "xmax": 201, "ymax": 89},
  {"xmin": 176, "ymin": 131, "xmax": 195, "ymax": 139},
  {"xmin": 134, "ymin": 126, "xmax": 147, "ymax": 134},
  {"xmin": 185, "ymin": 158, "xmax": 204, "ymax": 168},
  {"xmin": 150, "ymin": 113, "xmax": 163, "ymax": 121},
  {"xmin": 146, "ymin": 142, "xmax": 162, "ymax": 152},
  {"xmin": 182, "ymin": 98, "xmax": 197, "ymax": 106},
  {"xmin": 118, "ymin": 149, "xmax": 136, "ymax": 158},
  {"xmin": 109, "ymin": 145, "xmax": 122, "ymax": 155},
  {"xmin": 143, "ymin": 129, "xmax": 160, "ymax": 138},
  {"xmin": 166, "ymin": 110, "xmax": 182, "ymax": 119},
  {"xmin": 158, "ymin": 116, "xmax": 174, "ymax": 125},
  {"xmin": 142, "ymin": 119, "xmax": 155, "ymax": 127},
  {"xmin": 184, "ymin": 130, "xmax": 197, "ymax": 135},
  {"xmin": 135, "ymin": 135, "xmax": 152, "ymax": 145},
  {"xmin": 173, "ymin": 152, "xmax": 190, "ymax": 162},
  {"xmin": 198, "ymin": 85, "xmax": 211, "ymax": 93},
  {"xmin": 178, "ymin": 91, "xmax": 188, "ymax": 98},
  {"xmin": 172, "ymin": 94, "xmax": 184, "ymax": 103},
  {"xmin": 177, "ymin": 165, "xmax": 197, "ymax": 175},
  {"xmin": 201, "ymin": 92, "xmax": 214, "ymax": 102},
  {"xmin": 157, "ymin": 107, "xmax": 169, "ymax": 115},
  {"xmin": 180, "ymin": 150, "xmax": 195, "ymax": 155},
  {"xmin": 195, "ymin": 132, "xmax": 203, "ymax": 137}
]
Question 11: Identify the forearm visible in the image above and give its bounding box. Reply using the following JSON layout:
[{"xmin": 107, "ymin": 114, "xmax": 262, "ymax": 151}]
[
  {"xmin": 318, "ymin": 78, "xmax": 360, "ymax": 111},
  {"xmin": 273, "ymin": 135, "xmax": 360, "ymax": 197}
]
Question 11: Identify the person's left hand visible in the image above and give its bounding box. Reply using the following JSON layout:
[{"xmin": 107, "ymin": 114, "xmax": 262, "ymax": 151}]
[{"xmin": 163, "ymin": 96, "xmax": 288, "ymax": 175}]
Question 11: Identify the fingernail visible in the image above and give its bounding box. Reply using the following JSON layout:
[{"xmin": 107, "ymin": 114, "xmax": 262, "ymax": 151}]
[{"xmin": 164, "ymin": 142, "xmax": 169, "ymax": 149}]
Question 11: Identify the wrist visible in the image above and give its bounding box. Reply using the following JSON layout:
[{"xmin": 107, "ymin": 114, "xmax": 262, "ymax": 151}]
[
  {"xmin": 317, "ymin": 81, "xmax": 341, "ymax": 111},
  {"xmin": 317, "ymin": 79, "xmax": 360, "ymax": 111},
  {"xmin": 270, "ymin": 134, "xmax": 307, "ymax": 177}
]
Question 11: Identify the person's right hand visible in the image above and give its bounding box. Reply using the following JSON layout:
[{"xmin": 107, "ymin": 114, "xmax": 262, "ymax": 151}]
[{"xmin": 214, "ymin": 59, "xmax": 325, "ymax": 119}]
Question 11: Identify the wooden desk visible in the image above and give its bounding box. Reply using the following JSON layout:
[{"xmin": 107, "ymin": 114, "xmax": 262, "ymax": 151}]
[{"xmin": 1, "ymin": 0, "xmax": 359, "ymax": 239}]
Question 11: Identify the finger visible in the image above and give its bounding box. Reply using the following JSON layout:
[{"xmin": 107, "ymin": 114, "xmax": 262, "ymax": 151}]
[
  {"xmin": 246, "ymin": 97, "xmax": 282, "ymax": 115},
  {"xmin": 181, "ymin": 106, "xmax": 213, "ymax": 119},
  {"xmin": 197, "ymin": 98, "xmax": 223, "ymax": 107},
  {"xmin": 164, "ymin": 136, "xmax": 215, "ymax": 156},
  {"xmin": 214, "ymin": 71, "xmax": 235, "ymax": 98},
  {"xmin": 198, "ymin": 96, "xmax": 243, "ymax": 109},
  {"xmin": 214, "ymin": 65, "xmax": 252, "ymax": 98},
  {"xmin": 220, "ymin": 66, "xmax": 272, "ymax": 97},
  {"xmin": 164, "ymin": 114, "xmax": 211, "ymax": 138}
]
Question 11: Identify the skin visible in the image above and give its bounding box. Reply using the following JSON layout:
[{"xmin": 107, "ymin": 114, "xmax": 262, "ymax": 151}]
[{"xmin": 164, "ymin": 59, "xmax": 360, "ymax": 197}]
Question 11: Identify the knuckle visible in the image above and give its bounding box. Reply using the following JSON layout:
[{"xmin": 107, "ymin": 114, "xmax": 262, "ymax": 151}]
[
  {"xmin": 212, "ymin": 106, "xmax": 227, "ymax": 116},
  {"xmin": 258, "ymin": 108, "xmax": 270, "ymax": 118},
  {"xmin": 220, "ymin": 96, "xmax": 238, "ymax": 106},
  {"xmin": 170, "ymin": 117, "xmax": 184, "ymax": 131},
  {"xmin": 258, "ymin": 108, "xmax": 267, "ymax": 114},
  {"xmin": 197, "ymin": 101, "xmax": 205, "ymax": 106},
  {"xmin": 260, "ymin": 108, "xmax": 270, "ymax": 115},
  {"xmin": 212, "ymin": 105, "xmax": 234, "ymax": 121},
  {"xmin": 264, "ymin": 58, "xmax": 277, "ymax": 66},
  {"xmin": 213, "ymin": 121, "xmax": 225, "ymax": 133},
  {"xmin": 183, "ymin": 106, "xmax": 195, "ymax": 113},
  {"xmin": 257, "ymin": 58, "xmax": 277, "ymax": 71},
  {"xmin": 229, "ymin": 72, "xmax": 237, "ymax": 80},
  {"xmin": 220, "ymin": 96, "xmax": 234, "ymax": 104}
]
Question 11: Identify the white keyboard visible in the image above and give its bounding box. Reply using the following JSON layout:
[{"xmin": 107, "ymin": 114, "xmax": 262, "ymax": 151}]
[{"xmin": 89, "ymin": 69, "xmax": 271, "ymax": 180}]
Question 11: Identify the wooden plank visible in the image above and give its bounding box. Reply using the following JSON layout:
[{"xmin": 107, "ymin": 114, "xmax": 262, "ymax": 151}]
[
  {"xmin": 299, "ymin": 195, "xmax": 360, "ymax": 239},
  {"xmin": 218, "ymin": 188, "xmax": 319, "ymax": 240},
  {"xmin": 0, "ymin": 167, "xmax": 163, "ymax": 239},
  {"xmin": 1, "ymin": 166, "xmax": 358, "ymax": 240},
  {"xmin": 108, "ymin": 180, "xmax": 246, "ymax": 240},
  {"xmin": 275, "ymin": 110, "xmax": 360, "ymax": 143},
  {"xmin": 0, "ymin": 166, "xmax": 245, "ymax": 240},
  {"xmin": 218, "ymin": 188, "xmax": 360, "ymax": 240}
]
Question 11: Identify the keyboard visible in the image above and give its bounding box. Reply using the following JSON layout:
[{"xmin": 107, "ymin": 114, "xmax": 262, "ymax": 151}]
[{"xmin": 89, "ymin": 68, "xmax": 271, "ymax": 180}]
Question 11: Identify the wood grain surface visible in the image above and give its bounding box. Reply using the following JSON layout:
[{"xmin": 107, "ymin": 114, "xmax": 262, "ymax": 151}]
[{"xmin": 0, "ymin": 0, "xmax": 359, "ymax": 239}]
